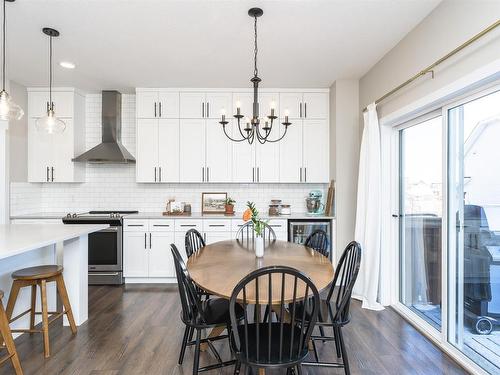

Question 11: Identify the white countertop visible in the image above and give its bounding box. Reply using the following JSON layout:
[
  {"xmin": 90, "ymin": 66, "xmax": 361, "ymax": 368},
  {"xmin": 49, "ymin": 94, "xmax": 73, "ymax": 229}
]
[
  {"xmin": 0, "ymin": 224, "xmax": 108, "ymax": 260},
  {"xmin": 125, "ymin": 212, "xmax": 335, "ymax": 220}
]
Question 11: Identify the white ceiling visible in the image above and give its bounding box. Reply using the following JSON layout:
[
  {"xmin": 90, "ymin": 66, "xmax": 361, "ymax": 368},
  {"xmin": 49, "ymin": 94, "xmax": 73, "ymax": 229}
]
[{"xmin": 6, "ymin": 0, "xmax": 441, "ymax": 93}]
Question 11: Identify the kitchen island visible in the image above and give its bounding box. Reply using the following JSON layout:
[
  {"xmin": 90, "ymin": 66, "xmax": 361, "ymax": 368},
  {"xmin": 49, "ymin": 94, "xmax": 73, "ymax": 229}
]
[{"xmin": 0, "ymin": 224, "xmax": 108, "ymax": 331}]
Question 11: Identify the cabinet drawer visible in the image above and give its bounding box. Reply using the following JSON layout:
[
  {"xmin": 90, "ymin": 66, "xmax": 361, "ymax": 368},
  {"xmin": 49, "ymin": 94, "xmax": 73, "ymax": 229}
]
[
  {"xmin": 149, "ymin": 219, "xmax": 175, "ymax": 232},
  {"xmin": 203, "ymin": 219, "xmax": 231, "ymax": 232},
  {"xmin": 268, "ymin": 219, "xmax": 288, "ymax": 232},
  {"xmin": 175, "ymin": 220, "xmax": 203, "ymax": 231},
  {"xmin": 123, "ymin": 219, "xmax": 149, "ymax": 232},
  {"xmin": 231, "ymin": 219, "xmax": 248, "ymax": 232}
]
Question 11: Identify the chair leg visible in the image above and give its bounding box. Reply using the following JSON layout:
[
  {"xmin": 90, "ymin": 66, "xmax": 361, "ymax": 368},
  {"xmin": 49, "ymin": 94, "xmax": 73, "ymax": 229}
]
[
  {"xmin": 337, "ymin": 327, "xmax": 350, "ymax": 375},
  {"xmin": 333, "ymin": 326, "xmax": 342, "ymax": 358},
  {"xmin": 55, "ymin": 275, "xmax": 77, "ymax": 334},
  {"xmin": 40, "ymin": 279, "xmax": 50, "ymax": 358},
  {"xmin": 296, "ymin": 364, "xmax": 303, "ymax": 375},
  {"xmin": 5, "ymin": 280, "xmax": 22, "ymax": 321},
  {"xmin": 178, "ymin": 325, "xmax": 190, "ymax": 365},
  {"xmin": 188, "ymin": 326, "xmax": 194, "ymax": 342},
  {"xmin": 193, "ymin": 328, "xmax": 201, "ymax": 375},
  {"xmin": 234, "ymin": 360, "xmax": 241, "ymax": 375},
  {"xmin": 29, "ymin": 284, "xmax": 37, "ymax": 334},
  {"xmin": 0, "ymin": 300, "xmax": 23, "ymax": 375}
]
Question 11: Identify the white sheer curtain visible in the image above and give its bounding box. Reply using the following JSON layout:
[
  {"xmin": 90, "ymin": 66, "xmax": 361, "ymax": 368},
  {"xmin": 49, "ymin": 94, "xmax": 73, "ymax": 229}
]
[{"xmin": 353, "ymin": 103, "xmax": 385, "ymax": 310}]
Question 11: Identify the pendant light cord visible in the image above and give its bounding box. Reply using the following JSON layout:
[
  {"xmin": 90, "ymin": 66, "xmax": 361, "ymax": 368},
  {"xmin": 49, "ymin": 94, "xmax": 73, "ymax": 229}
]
[
  {"xmin": 2, "ymin": 0, "xmax": 6, "ymax": 91},
  {"xmin": 49, "ymin": 35, "xmax": 52, "ymax": 107},
  {"xmin": 253, "ymin": 15, "xmax": 258, "ymax": 78}
]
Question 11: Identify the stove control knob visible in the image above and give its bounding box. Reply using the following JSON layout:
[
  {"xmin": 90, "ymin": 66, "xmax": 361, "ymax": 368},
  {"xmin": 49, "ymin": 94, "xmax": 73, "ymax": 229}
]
[
  {"xmin": 66, "ymin": 213, "xmax": 72, "ymax": 218},
  {"xmin": 72, "ymin": 213, "xmax": 77, "ymax": 218}
]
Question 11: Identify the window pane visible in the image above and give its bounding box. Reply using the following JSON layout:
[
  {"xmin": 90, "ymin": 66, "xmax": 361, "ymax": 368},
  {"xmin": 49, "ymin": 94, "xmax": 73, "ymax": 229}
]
[
  {"xmin": 448, "ymin": 89, "xmax": 500, "ymax": 373},
  {"xmin": 400, "ymin": 116, "xmax": 443, "ymax": 330}
]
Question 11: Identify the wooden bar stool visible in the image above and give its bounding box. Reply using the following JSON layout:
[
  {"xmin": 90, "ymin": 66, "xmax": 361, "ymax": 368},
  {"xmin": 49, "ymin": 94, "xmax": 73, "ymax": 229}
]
[
  {"xmin": 5, "ymin": 265, "xmax": 77, "ymax": 358},
  {"xmin": 0, "ymin": 290, "xmax": 23, "ymax": 374}
]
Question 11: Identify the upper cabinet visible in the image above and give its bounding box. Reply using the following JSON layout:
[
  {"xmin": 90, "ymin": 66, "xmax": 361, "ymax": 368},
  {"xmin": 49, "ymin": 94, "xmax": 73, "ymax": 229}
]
[
  {"xmin": 136, "ymin": 89, "xmax": 179, "ymax": 119},
  {"xmin": 179, "ymin": 92, "xmax": 231, "ymax": 119},
  {"xmin": 136, "ymin": 89, "xmax": 329, "ymax": 184},
  {"xmin": 27, "ymin": 88, "xmax": 85, "ymax": 183}
]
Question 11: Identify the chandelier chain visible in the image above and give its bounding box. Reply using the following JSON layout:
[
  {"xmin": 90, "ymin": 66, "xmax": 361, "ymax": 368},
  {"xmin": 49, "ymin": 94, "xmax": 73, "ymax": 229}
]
[
  {"xmin": 2, "ymin": 0, "xmax": 6, "ymax": 91},
  {"xmin": 253, "ymin": 15, "xmax": 258, "ymax": 78},
  {"xmin": 49, "ymin": 35, "xmax": 52, "ymax": 106}
]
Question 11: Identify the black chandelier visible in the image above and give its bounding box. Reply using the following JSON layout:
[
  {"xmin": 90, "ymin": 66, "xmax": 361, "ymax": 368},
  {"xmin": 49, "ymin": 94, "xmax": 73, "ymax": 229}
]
[{"xmin": 219, "ymin": 8, "xmax": 291, "ymax": 144}]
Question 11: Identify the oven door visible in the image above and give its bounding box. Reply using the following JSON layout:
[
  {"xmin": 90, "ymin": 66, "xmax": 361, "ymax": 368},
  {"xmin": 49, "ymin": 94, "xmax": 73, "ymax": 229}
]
[{"xmin": 88, "ymin": 226, "xmax": 122, "ymax": 272}]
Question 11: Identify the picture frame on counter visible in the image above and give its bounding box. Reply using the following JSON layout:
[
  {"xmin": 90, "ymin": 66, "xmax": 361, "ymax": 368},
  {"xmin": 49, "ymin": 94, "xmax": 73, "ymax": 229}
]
[{"xmin": 202, "ymin": 192, "xmax": 227, "ymax": 214}]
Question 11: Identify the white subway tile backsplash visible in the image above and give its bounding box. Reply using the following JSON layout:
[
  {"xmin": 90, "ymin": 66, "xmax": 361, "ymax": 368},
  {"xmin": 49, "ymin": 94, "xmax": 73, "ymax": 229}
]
[{"xmin": 10, "ymin": 94, "xmax": 326, "ymax": 215}]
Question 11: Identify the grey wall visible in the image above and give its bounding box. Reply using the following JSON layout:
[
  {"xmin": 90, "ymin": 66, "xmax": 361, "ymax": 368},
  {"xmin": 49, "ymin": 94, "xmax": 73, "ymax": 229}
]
[
  {"xmin": 360, "ymin": 0, "xmax": 500, "ymax": 117},
  {"xmin": 8, "ymin": 81, "xmax": 28, "ymax": 182},
  {"xmin": 330, "ymin": 79, "xmax": 360, "ymax": 260}
]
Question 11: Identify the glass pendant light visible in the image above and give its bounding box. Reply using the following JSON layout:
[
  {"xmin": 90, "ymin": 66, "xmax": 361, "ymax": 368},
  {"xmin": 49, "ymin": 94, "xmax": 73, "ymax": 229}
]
[
  {"xmin": 0, "ymin": 0, "xmax": 24, "ymax": 121},
  {"xmin": 36, "ymin": 27, "xmax": 65, "ymax": 134}
]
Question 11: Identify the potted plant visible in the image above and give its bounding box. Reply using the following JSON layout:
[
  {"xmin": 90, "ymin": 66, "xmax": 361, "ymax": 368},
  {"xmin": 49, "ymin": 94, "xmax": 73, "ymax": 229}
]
[
  {"xmin": 224, "ymin": 197, "xmax": 236, "ymax": 215},
  {"xmin": 243, "ymin": 201, "xmax": 267, "ymax": 257}
]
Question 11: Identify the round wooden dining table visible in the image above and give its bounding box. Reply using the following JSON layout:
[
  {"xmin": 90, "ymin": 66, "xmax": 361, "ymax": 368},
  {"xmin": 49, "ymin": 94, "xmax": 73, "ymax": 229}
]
[{"xmin": 186, "ymin": 239, "xmax": 334, "ymax": 302}]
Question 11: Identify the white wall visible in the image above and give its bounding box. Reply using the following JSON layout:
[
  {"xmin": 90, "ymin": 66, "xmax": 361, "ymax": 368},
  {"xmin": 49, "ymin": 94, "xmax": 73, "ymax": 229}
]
[
  {"xmin": 330, "ymin": 80, "xmax": 360, "ymax": 259},
  {"xmin": 360, "ymin": 0, "xmax": 500, "ymax": 117},
  {"xmin": 10, "ymin": 94, "xmax": 326, "ymax": 216}
]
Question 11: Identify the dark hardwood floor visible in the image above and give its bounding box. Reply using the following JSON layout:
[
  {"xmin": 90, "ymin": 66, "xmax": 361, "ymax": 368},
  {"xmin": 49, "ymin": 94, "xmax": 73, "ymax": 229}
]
[{"xmin": 0, "ymin": 284, "xmax": 469, "ymax": 375}]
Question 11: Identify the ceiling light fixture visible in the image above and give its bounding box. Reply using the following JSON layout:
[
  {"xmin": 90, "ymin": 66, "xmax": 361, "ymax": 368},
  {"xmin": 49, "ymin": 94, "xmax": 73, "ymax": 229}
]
[
  {"xmin": 219, "ymin": 8, "xmax": 290, "ymax": 144},
  {"xmin": 36, "ymin": 28, "xmax": 66, "ymax": 134},
  {"xmin": 59, "ymin": 61, "xmax": 75, "ymax": 69},
  {"xmin": 0, "ymin": 0, "xmax": 23, "ymax": 121}
]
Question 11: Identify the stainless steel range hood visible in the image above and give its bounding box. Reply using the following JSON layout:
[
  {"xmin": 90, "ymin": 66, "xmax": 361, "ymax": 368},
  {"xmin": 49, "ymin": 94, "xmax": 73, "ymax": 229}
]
[{"xmin": 73, "ymin": 90, "xmax": 135, "ymax": 164}]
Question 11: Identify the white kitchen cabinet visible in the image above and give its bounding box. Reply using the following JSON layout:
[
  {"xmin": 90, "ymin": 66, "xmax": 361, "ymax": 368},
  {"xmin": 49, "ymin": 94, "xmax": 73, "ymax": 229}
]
[
  {"xmin": 232, "ymin": 92, "xmax": 253, "ymax": 116},
  {"xmin": 136, "ymin": 90, "xmax": 179, "ymax": 119},
  {"xmin": 279, "ymin": 93, "xmax": 303, "ymax": 119},
  {"xmin": 137, "ymin": 119, "xmax": 179, "ymax": 183},
  {"xmin": 123, "ymin": 232, "xmax": 149, "ymax": 277},
  {"xmin": 204, "ymin": 231, "xmax": 232, "ymax": 244},
  {"xmin": 303, "ymin": 93, "xmax": 328, "ymax": 119},
  {"xmin": 27, "ymin": 88, "xmax": 85, "ymax": 183},
  {"xmin": 279, "ymin": 121, "xmax": 303, "ymax": 183},
  {"xmin": 136, "ymin": 119, "xmax": 158, "ymax": 182},
  {"xmin": 205, "ymin": 93, "xmax": 232, "ymax": 119},
  {"xmin": 303, "ymin": 119, "xmax": 329, "ymax": 183},
  {"xmin": 205, "ymin": 119, "xmax": 232, "ymax": 182},
  {"xmin": 231, "ymin": 137, "xmax": 255, "ymax": 183},
  {"xmin": 255, "ymin": 141, "xmax": 280, "ymax": 183},
  {"xmin": 180, "ymin": 92, "xmax": 206, "ymax": 119},
  {"xmin": 149, "ymin": 232, "xmax": 175, "ymax": 277},
  {"xmin": 179, "ymin": 119, "xmax": 205, "ymax": 182}
]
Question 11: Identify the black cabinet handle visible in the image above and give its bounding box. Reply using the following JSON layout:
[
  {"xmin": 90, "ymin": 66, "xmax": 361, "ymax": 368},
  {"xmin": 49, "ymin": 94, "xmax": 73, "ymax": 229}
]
[
  {"xmin": 207, "ymin": 102, "xmax": 210, "ymax": 118},
  {"xmin": 208, "ymin": 224, "xmax": 226, "ymax": 227},
  {"xmin": 304, "ymin": 102, "xmax": 307, "ymax": 118},
  {"xmin": 127, "ymin": 224, "xmax": 144, "ymax": 227},
  {"xmin": 180, "ymin": 224, "xmax": 197, "ymax": 228},
  {"xmin": 149, "ymin": 233, "xmax": 152, "ymax": 249},
  {"xmin": 159, "ymin": 167, "xmax": 162, "ymax": 182},
  {"xmin": 46, "ymin": 167, "xmax": 50, "ymax": 182},
  {"xmin": 304, "ymin": 167, "xmax": 307, "ymax": 182},
  {"xmin": 300, "ymin": 103, "xmax": 302, "ymax": 118},
  {"xmin": 153, "ymin": 224, "xmax": 170, "ymax": 227},
  {"xmin": 202, "ymin": 102, "xmax": 204, "ymax": 118},
  {"xmin": 154, "ymin": 102, "xmax": 157, "ymax": 117},
  {"xmin": 144, "ymin": 233, "xmax": 147, "ymax": 249},
  {"xmin": 51, "ymin": 167, "xmax": 54, "ymax": 182},
  {"xmin": 159, "ymin": 102, "xmax": 162, "ymax": 117},
  {"xmin": 154, "ymin": 167, "xmax": 157, "ymax": 182}
]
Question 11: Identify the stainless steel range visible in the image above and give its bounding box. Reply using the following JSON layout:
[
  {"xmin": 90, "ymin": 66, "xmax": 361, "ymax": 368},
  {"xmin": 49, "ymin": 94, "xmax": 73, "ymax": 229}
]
[{"xmin": 62, "ymin": 210, "xmax": 138, "ymax": 285}]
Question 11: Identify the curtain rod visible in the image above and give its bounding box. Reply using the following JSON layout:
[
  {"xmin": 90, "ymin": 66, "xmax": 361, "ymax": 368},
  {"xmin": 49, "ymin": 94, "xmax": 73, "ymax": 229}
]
[{"xmin": 362, "ymin": 19, "xmax": 500, "ymax": 112}]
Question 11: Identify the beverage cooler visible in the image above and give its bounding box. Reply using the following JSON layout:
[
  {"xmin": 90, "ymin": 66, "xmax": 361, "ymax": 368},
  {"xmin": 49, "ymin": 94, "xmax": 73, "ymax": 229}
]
[{"xmin": 288, "ymin": 219, "xmax": 333, "ymax": 261}]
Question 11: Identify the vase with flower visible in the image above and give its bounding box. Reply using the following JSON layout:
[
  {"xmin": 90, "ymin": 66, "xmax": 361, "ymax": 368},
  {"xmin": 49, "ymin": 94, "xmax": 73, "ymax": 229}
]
[{"xmin": 242, "ymin": 201, "xmax": 267, "ymax": 258}]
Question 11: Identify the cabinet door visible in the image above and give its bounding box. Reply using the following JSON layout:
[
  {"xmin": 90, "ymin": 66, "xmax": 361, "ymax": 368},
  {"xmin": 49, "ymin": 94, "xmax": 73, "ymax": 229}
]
[
  {"xmin": 279, "ymin": 93, "xmax": 303, "ymax": 119},
  {"xmin": 158, "ymin": 92, "xmax": 179, "ymax": 118},
  {"xmin": 149, "ymin": 232, "xmax": 175, "ymax": 277},
  {"xmin": 123, "ymin": 232, "xmax": 149, "ymax": 277},
  {"xmin": 231, "ymin": 123, "xmax": 256, "ymax": 183},
  {"xmin": 136, "ymin": 91, "xmax": 159, "ymax": 118},
  {"xmin": 279, "ymin": 121, "xmax": 303, "ymax": 183},
  {"xmin": 51, "ymin": 92, "xmax": 74, "ymax": 118},
  {"xmin": 28, "ymin": 92, "xmax": 50, "ymax": 118},
  {"xmin": 179, "ymin": 119, "xmax": 206, "ymax": 182},
  {"xmin": 204, "ymin": 231, "xmax": 232, "ymax": 245},
  {"xmin": 27, "ymin": 118, "xmax": 53, "ymax": 182},
  {"xmin": 205, "ymin": 92, "xmax": 232, "ymax": 119},
  {"xmin": 53, "ymin": 118, "xmax": 75, "ymax": 182},
  {"xmin": 303, "ymin": 93, "xmax": 328, "ymax": 119},
  {"xmin": 205, "ymin": 119, "xmax": 232, "ymax": 182},
  {"xmin": 303, "ymin": 119, "xmax": 329, "ymax": 183},
  {"xmin": 255, "ymin": 141, "xmax": 280, "ymax": 183},
  {"xmin": 158, "ymin": 119, "xmax": 180, "ymax": 182},
  {"xmin": 28, "ymin": 91, "xmax": 73, "ymax": 118},
  {"xmin": 179, "ymin": 92, "xmax": 205, "ymax": 119},
  {"xmin": 136, "ymin": 119, "xmax": 159, "ymax": 183}
]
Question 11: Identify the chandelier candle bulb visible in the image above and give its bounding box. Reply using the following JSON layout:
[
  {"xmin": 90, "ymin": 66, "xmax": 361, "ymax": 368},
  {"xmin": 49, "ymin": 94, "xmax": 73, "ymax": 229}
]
[
  {"xmin": 236, "ymin": 101, "xmax": 241, "ymax": 115},
  {"xmin": 220, "ymin": 109, "xmax": 226, "ymax": 122}
]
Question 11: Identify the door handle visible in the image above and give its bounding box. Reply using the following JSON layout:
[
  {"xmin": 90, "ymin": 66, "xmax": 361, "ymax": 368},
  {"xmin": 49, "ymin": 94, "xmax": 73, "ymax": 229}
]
[
  {"xmin": 154, "ymin": 167, "xmax": 157, "ymax": 182},
  {"xmin": 154, "ymin": 102, "xmax": 157, "ymax": 117},
  {"xmin": 144, "ymin": 233, "xmax": 147, "ymax": 249},
  {"xmin": 159, "ymin": 167, "xmax": 162, "ymax": 182},
  {"xmin": 51, "ymin": 167, "xmax": 54, "ymax": 182},
  {"xmin": 46, "ymin": 167, "xmax": 50, "ymax": 182},
  {"xmin": 159, "ymin": 102, "xmax": 162, "ymax": 117},
  {"xmin": 149, "ymin": 233, "xmax": 152, "ymax": 249}
]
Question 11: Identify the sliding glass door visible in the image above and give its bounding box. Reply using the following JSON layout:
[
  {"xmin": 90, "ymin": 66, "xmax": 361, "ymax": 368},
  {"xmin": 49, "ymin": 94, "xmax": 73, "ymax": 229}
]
[
  {"xmin": 447, "ymin": 88, "xmax": 500, "ymax": 373},
  {"xmin": 399, "ymin": 115, "xmax": 443, "ymax": 329}
]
